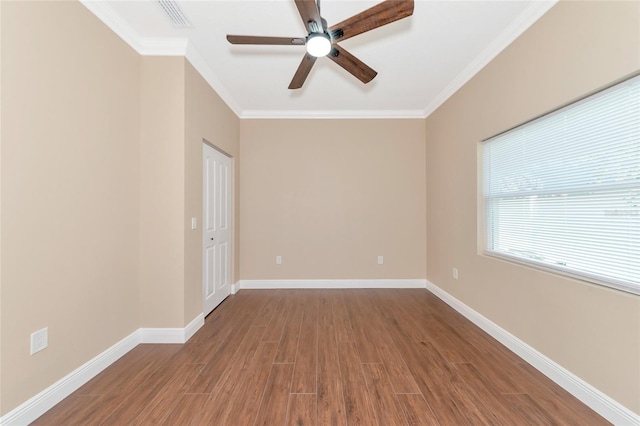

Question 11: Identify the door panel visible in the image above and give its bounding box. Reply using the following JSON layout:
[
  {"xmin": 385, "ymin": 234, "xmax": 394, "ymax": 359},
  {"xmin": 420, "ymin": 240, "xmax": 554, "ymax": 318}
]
[
  {"xmin": 203, "ymin": 143, "xmax": 232, "ymax": 316},
  {"xmin": 205, "ymin": 245, "xmax": 215, "ymax": 297},
  {"xmin": 219, "ymin": 162, "xmax": 229, "ymax": 229},
  {"xmin": 219, "ymin": 241, "xmax": 228, "ymax": 287}
]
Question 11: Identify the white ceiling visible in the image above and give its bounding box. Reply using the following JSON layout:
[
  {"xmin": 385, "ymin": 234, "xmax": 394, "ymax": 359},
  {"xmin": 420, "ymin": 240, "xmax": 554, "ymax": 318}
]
[{"xmin": 81, "ymin": 0, "xmax": 556, "ymax": 118}]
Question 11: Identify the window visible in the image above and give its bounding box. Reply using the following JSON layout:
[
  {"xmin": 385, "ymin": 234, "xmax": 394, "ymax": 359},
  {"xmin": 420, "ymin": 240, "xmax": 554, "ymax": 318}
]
[{"xmin": 482, "ymin": 74, "xmax": 640, "ymax": 295}]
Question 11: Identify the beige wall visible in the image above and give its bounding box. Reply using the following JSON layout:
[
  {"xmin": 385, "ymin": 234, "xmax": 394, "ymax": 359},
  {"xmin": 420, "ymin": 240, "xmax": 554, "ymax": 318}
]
[
  {"xmin": 2, "ymin": 0, "xmax": 638, "ymax": 419},
  {"xmin": 425, "ymin": 0, "xmax": 640, "ymax": 413},
  {"xmin": 139, "ymin": 56, "xmax": 186, "ymax": 328},
  {"xmin": 184, "ymin": 61, "xmax": 240, "ymax": 324},
  {"xmin": 239, "ymin": 119, "xmax": 426, "ymax": 280},
  {"xmin": 138, "ymin": 58, "xmax": 241, "ymax": 328},
  {"xmin": 1, "ymin": 1, "xmax": 141, "ymax": 414},
  {"xmin": 0, "ymin": 1, "xmax": 241, "ymax": 415}
]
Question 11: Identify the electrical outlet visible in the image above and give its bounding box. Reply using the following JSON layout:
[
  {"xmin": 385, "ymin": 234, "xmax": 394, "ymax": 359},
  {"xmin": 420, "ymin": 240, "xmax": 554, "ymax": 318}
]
[
  {"xmin": 191, "ymin": 217, "xmax": 197, "ymax": 230},
  {"xmin": 30, "ymin": 327, "xmax": 48, "ymax": 355},
  {"xmin": 453, "ymin": 268, "xmax": 459, "ymax": 280},
  {"xmin": 377, "ymin": 256, "xmax": 384, "ymax": 265},
  {"xmin": 276, "ymin": 255, "xmax": 282, "ymax": 265}
]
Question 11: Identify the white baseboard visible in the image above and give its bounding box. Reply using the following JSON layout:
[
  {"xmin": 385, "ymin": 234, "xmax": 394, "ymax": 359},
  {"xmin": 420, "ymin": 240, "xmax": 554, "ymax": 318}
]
[
  {"xmin": 184, "ymin": 313, "xmax": 205, "ymax": 342},
  {"xmin": 231, "ymin": 281, "xmax": 240, "ymax": 294},
  {"xmin": 139, "ymin": 313, "xmax": 204, "ymax": 344},
  {"xmin": 0, "ymin": 314, "xmax": 204, "ymax": 426},
  {"xmin": 0, "ymin": 332, "xmax": 139, "ymax": 426},
  {"xmin": 236, "ymin": 279, "xmax": 427, "ymax": 290},
  {"xmin": 424, "ymin": 280, "xmax": 640, "ymax": 425},
  {"xmin": 138, "ymin": 328, "xmax": 184, "ymax": 344},
  {"xmin": 7, "ymin": 283, "xmax": 635, "ymax": 425}
]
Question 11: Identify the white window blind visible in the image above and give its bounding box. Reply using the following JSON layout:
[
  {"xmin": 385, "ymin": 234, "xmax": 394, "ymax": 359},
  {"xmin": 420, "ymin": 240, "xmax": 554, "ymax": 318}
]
[{"xmin": 483, "ymin": 74, "xmax": 640, "ymax": 295}]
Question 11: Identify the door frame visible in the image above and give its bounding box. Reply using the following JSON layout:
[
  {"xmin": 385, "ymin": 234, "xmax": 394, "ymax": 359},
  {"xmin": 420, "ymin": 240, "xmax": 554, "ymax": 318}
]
[{"xmin": 202, "ymin": 140, "xmax": 234, "ymax": 316}]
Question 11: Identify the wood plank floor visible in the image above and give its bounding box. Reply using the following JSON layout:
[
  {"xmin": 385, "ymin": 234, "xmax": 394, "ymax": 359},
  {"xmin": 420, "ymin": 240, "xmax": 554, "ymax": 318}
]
[{"xmin": 32, "ymin": 289, "xmax": 609, "ymax": 425}]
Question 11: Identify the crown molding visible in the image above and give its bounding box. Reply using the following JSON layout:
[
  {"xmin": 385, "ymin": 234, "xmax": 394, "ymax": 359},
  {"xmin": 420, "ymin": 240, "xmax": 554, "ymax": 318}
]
[
  {"xmin": 79, "ymin": 0, "xmax": 146, "ymax": 53},
  {"xmin": 79, "ymin": 0, "xmax": 242, "ymax": 117},
  {"xmin": 422, "ymin": 0, "xmax": 558, "ymax": 118},
  {"xmin": 184, "ymin": 43, "xmax": 243, "ymax": 117},
  {"xmin": 81, "ymin": 0, "xmax": 557, "ymax": 120},
  {"xmin": 80, "ymin": 0, "xmax": 186, "ymax": 55},
  {"xmin": 239, "ymin": 109, "xmax": 427, "ymax": 120}
]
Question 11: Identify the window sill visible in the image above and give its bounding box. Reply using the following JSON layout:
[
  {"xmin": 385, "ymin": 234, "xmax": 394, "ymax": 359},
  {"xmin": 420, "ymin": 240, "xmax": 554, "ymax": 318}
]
[{"xmin": 482, "ymin": 250, "xmax": 640, "ymax": 296}]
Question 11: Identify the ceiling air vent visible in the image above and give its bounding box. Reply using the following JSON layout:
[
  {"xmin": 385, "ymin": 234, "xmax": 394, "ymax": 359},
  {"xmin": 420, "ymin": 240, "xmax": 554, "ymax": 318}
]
[{"xmin": 157, "ymin": 0, "xmax": 192, "ymax": 28}]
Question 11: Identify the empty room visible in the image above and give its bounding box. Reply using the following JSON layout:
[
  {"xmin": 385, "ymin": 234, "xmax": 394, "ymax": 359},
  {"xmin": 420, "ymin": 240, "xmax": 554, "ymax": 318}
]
[{"xmin": 1, "ymin": 0, "xmax": 638, "ymax": 424}]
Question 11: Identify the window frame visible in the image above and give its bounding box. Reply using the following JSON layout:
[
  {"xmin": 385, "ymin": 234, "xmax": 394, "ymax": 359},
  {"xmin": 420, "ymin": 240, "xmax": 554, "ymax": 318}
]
[{"xmin": 480, "ymin": 72, "xmax": 640, "ymax": 296}]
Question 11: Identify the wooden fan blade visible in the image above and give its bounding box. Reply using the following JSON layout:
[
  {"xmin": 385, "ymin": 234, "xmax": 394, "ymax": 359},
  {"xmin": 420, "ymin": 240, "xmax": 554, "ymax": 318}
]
[
  {"xmin": 227, "ymin": 35, "xmax": 306, "ymax": 45},
  {"xmin": 329, "ymin": 0, "xmax": 414, "ymax": 43},
  {"xmin": 294, "ymin": 0, "xmax": 323, "ymax": 33},
  {"xmin": 328, "ymin": 45, "xmax": 377, "ymax": 84},
  {"xmin": 289, "ymin": 53, "xmax": 318, "ymax": 89}
]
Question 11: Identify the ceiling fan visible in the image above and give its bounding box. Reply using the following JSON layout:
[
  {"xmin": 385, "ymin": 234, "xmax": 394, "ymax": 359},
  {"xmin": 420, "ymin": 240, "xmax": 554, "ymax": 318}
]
[{"xmin": 226, "ymin": 0, "xmax": 414, "ymax": 89}]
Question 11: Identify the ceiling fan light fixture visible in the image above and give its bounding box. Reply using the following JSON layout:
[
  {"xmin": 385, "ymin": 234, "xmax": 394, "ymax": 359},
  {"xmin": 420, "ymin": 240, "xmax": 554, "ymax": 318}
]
[
  {"xmin": 306, "ymin": 33, "xmax": 331, "ymax": 57},
  {"xmin": 226, "ymin": 0, "xmax": 414, "ymax": 88}
]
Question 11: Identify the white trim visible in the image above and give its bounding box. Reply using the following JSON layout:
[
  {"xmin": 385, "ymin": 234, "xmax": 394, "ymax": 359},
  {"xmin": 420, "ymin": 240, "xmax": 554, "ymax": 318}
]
[
  {"xmin": 422, "ymin": 0, "xmax": 558, "ymax": 117},
  {"xmin": 424, "ymin": 280, "xmax": 640, "ymax": 425},
  {"xmin": 79, "ymin": 0, "xmax": 189, "ymax": 56},
  {"xmin": 237, "ymin": 279, "xmax": 427, "ymax": 290},
  {"xmin": 139, "ymin": 313, "xmax": 204, "ymax": 344},
  {"xmin": 79, "ymin": 0, "xmax": 144, "ymax": 53},
  {"xmin": 11, "ymin": 280, "xmax": 634, "ymax": 424},
  {"xmin": 231, "ymin": 282, "xmax": 240, "ymax": 295},
  {"xmin": 138, "ymin": 327, "xmax": 184, "ymax": 344},
  {"xmin": 78, "ymin": 0, "xmax": 243, "ymax": 117},
  {"xmin": 0, "ymin": 332, "xmax": 140, "ymax": 426},
  {"xmin": 485, "ymin": 251, "xmax": 640, "ymax": 297},
  {"xmin": 0, "ymin": 314, "xmax": 204, "ymax": 425},
  {"xmin": 80, "ymin": 0, "xmax": 558, "ymax": 120},
  {"xmin": 238, "ymin": 109, "xmax": 427, "ymax": 120},
  {"xmin": 184, "ymin": 313, "xmax": 205, "ymax": 342},
  {"xmin": 184, "ymin": 43, "xmax": 243, "ymax": 117},
  {"xmin": 79, "ymin": 1, "xmax": 188, "ymax": 56}
]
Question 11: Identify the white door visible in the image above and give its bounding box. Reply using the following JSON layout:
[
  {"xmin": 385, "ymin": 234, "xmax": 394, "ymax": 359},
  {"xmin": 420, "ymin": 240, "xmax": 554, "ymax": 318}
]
[{"xmin": 203, "ymin": 143, "xmax": 232, "ymax": 316}]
